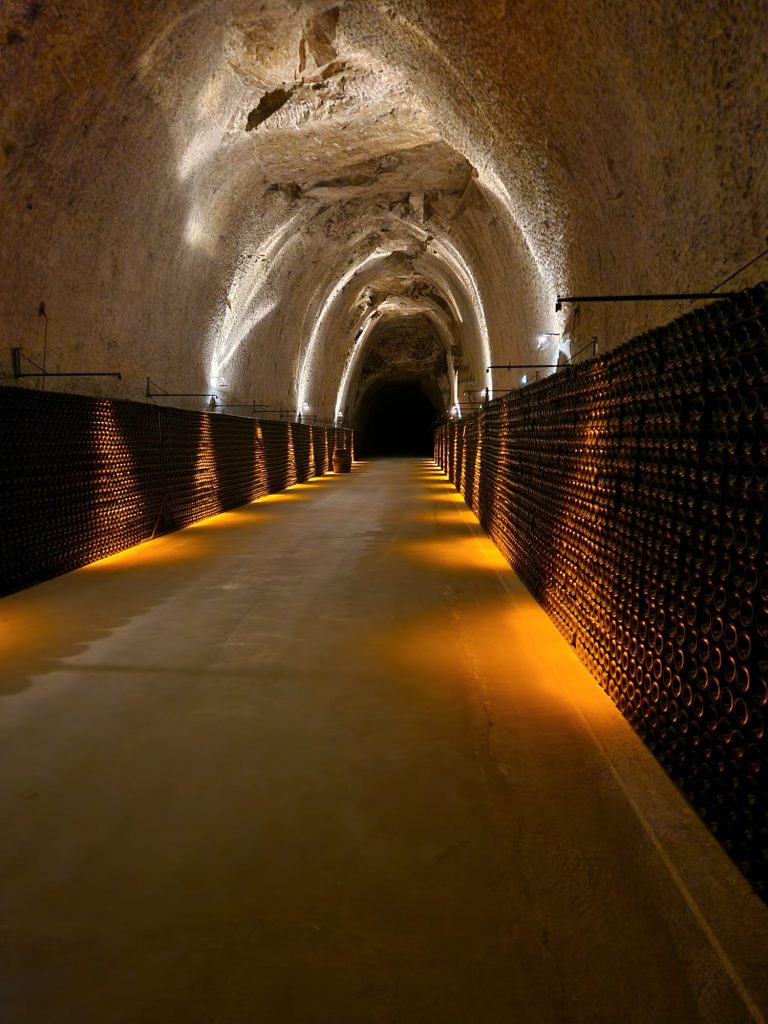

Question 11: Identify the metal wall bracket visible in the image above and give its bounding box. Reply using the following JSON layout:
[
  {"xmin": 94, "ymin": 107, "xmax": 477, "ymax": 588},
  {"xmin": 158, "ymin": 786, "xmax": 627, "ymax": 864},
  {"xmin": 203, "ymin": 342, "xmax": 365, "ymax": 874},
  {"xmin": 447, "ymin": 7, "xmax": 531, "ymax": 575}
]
[
  {"xmin": 218, "ymin": 402, "xmax": 269, "ymax": 415},
  {"xmin": 554, "ymin": 292, "xmax": 741, "ymax": 312},
  {"xmin": 12, "ymin": 347, "xmax": 121, "ymax": 380},
  {"xmin": 146, "ymin": 377, "xmax": 216, "ymax": 400},
  {"xmin": 487, "ymin": 363, "xmax": 562, "ymax": 371}
]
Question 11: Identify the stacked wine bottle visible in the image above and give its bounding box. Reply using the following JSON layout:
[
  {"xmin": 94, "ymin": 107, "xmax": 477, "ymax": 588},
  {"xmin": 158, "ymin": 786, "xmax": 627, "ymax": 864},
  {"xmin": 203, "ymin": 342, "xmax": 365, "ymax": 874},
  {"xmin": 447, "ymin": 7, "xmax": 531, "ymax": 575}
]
[
  {"xmin": 436, "ymin": 280, "xmax": 768, "ymax": 896},
  {"xmin": 0, "ymin": 386, "xmax": 350, "ymax": 595}
]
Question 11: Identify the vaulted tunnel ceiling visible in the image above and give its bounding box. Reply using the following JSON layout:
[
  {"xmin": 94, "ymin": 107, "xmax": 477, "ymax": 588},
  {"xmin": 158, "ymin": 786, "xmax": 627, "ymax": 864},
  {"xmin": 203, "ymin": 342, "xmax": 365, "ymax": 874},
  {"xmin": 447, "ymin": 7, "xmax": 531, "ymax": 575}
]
[
  {"xmin": 0, "ymin": 0, "xmax": 765, "ymax": 419},
  {"xmin": 350, "ymin": 312, "xmax": 449, "ymax": 422}
]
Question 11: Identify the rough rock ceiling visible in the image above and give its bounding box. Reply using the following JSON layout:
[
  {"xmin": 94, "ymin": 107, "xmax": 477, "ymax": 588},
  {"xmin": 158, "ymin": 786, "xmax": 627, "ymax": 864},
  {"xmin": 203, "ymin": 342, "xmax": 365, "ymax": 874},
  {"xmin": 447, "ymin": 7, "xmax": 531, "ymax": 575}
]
[
  {"xmin": 0, "ymin": 0, "xmax": 765, "ymax": 418},
  {"xmin": 359, "ymin": 315, "xmax": 447, "ymax": 379}
]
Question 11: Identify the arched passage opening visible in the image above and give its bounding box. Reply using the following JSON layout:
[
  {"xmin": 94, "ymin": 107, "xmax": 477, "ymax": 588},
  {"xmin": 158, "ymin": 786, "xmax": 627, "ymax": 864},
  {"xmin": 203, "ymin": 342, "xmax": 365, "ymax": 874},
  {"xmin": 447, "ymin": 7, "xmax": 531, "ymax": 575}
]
[
  {"xmin": 348, "ymin": 314, "xmax": 448, "ymax": 457},
  {"xmin": 355, "ymin": 379, "xmax": 440, "ymax": 457}
]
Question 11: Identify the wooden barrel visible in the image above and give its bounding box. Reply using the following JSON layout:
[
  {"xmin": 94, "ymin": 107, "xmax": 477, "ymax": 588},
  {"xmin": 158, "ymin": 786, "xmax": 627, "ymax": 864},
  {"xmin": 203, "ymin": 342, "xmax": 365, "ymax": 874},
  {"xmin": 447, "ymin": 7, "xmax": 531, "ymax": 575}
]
[{"xmin": 332, "ymin": 448, "xmax": 352, "ymax": 473}]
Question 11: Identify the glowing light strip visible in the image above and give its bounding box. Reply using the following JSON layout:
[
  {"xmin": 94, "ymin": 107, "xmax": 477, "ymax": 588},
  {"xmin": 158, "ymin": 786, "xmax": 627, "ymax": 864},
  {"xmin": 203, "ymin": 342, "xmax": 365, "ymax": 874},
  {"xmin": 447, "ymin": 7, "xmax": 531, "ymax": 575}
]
[
  {"xmin": 296, "ymin": 250, "xmax": 391, "ymax": 413},
  {"xmin": 334, "ymin": 314, "xmax": 378, "ymax": 423},
  {"xmin": 476, "ymin": 167, "xmax": 550, "ymax": 282},
  {"xmin": 476, "ymin": 167, "xmax": 567, "ymax": 348},
  {"xmin": 209, "ymin": 212, "xmax": 306, "ymax": 387},
  {"xmin": 178, "ymin": 124, "xmax": 225, "ymax": 183},
  {"xmin": 426, "ymin": 235, "xmax": 492, "ymax": 393}
]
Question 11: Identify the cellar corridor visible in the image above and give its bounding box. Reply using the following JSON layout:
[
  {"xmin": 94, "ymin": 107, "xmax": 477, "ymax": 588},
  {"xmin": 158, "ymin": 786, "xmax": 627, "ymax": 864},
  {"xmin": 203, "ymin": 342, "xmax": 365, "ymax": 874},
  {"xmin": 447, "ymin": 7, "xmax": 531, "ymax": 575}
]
[
  {"xmin": 1, "ymin": 1, "xmax": 767, "ymax": 1019},
  {"xmin": 1, "ymin": 460, "xmax": 767, "ymax": 1024},
  {"xmin": 354, "ymin": 380, "xmax": 438, "ymax": 456}
]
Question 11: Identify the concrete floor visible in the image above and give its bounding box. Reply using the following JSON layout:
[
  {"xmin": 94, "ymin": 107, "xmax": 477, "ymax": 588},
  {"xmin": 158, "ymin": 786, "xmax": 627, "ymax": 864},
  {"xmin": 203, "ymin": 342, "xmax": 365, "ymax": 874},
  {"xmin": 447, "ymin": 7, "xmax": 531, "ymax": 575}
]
[{"xmin": 1, "ymin": 460, "xmax": 767, "ymax": 1024}]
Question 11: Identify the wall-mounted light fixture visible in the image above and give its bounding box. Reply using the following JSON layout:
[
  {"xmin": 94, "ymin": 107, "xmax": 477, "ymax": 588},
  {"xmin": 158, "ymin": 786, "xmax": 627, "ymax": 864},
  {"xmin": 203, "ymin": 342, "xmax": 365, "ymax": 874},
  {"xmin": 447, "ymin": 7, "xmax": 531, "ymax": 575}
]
[
  {"xmin": 463, "ymin": 387, "xmax": 491, "ymax": 404},
  {"xmin": 537, "ymin": 332, "xmax": 561, "ymax": 347}
]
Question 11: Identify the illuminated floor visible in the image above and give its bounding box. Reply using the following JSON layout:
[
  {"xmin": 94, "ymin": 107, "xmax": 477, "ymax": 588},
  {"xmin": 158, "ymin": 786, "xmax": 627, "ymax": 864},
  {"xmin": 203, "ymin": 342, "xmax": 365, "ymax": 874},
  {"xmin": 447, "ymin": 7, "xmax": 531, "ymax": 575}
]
[{"xmin": 1, "ymin": 460, "xmax": 767, "ymax": 1024}]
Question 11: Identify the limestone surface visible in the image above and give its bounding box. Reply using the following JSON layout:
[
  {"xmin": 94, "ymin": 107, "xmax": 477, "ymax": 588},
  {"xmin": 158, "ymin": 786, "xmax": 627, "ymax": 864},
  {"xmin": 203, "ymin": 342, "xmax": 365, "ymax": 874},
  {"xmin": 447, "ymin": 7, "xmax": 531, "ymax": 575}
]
[{"xmin": 1, "ymin": 0, "xmax": 765, "ymax": 420}]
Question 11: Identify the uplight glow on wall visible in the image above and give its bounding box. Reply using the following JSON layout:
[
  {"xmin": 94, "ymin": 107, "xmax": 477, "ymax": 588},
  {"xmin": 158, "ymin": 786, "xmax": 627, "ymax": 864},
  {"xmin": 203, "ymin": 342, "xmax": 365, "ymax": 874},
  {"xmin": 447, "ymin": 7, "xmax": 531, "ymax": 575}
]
[
  {"xmin": 425, "ymin": 234, "xmax": 493, "ymax": 395},
  {"xmin": 475, "ymin": 166, "xmax": 568, "ymax": 365},
  {"xmin": 296, "ymin": 250, "xmax": 391, "ymax": 415},
  {"xmin": 302, "ymin": 225, "xmax": 497, "ymax": 419},
  {"xmin": 208, "ymin": 213, "xmax": 307, "ymax": 390},
  {"xmin": 333, "ymin": 297, "xmax": 457, "ymax": 423}
]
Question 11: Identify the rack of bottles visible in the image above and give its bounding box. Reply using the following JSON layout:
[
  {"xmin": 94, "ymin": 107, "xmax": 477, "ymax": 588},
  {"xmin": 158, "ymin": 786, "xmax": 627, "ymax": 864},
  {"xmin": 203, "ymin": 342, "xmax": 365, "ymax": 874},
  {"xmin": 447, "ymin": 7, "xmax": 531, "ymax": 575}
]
[
  {"xmin": 0, "ymin": 387, "xmax": 351, "ymax": 596},
  {"xmin": 435, "ymin": 280, "xmax": 767, "ymax": 897}
]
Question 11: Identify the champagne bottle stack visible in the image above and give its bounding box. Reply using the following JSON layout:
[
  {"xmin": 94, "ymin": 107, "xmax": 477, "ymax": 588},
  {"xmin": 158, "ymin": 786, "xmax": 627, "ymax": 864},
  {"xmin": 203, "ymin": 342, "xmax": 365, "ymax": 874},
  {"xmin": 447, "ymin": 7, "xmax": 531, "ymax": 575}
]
[
  {"xmin": 0, "ymin": 390, "xmax": 162, "ymax": 592},
  {"xmin": 435, "ymin": 280, "xmax": 768, "ymax": 896},
  {"xmin": 1, "ymin": 385, "xmax": 348, "ymax": 596}
]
